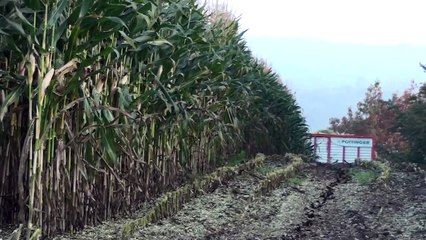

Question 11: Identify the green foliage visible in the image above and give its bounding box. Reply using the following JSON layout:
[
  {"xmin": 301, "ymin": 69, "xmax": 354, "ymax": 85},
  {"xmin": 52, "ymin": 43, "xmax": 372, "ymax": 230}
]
[
  {"xmin": 0, "ymin": 0, "xmax": 311, "ymax": 237},
  {"xmin": 287, "ymin": 175, "xmax": 306, "ymax": 185},
  {"xmin": 226, "ymin": 151, "xmax": 248, "ymax": 167},
  {"xmin": 256, "ymin": 165, "xmax": 275, "ymax": 175},
  {"xmin": 329, "ymin": 81, "xmax": 413, "ymax": 158},
  {"xmin": 358, "ymin": 160, "xmax": 391, "ymax": 183},
  {"xmin": 397, "ymin": 94, "xmax": 426, "ymax": 164},
  {"xmin": 349, "ymin": 168, "xmax": 379, "ymax": 185}
]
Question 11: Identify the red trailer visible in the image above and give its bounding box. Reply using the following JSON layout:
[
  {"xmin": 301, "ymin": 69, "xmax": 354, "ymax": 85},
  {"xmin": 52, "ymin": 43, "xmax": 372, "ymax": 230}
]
[{"xmin": 311, "ymin": 133, "xmax": 376, "ymax": 163}]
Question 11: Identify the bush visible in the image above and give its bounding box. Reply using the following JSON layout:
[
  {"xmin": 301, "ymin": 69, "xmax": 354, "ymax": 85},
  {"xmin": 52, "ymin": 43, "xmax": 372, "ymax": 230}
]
[{"xmin": 349, "ymin": 168, "xmax": 379, "ymax": 185}]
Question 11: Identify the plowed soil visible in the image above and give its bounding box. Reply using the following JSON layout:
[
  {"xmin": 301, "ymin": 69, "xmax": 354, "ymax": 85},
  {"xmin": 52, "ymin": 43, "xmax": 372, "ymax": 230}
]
[
  {"xmin": 2, "ymin": 156, "xmax": 425, "ymax": 240},
  {"xmin": 130, "ymin": 162, "xmax": 426, "ymax": 240}
]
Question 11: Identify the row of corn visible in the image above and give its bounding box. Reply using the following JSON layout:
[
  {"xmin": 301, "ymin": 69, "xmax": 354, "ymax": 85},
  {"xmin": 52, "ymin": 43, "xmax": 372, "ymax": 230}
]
[{"xmin": 121, "ymin": 154, "xmax": 266, "ymax": 239}]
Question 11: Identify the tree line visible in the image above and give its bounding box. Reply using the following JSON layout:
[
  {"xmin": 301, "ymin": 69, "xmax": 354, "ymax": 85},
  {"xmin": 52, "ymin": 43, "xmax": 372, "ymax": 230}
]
[{"xmin": 329, "ymin": 73, "xmax": 426, "ymax": 164}]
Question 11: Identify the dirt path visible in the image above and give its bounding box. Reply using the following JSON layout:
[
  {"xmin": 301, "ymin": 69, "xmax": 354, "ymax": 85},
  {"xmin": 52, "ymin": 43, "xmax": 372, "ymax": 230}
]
[
  {"xmin": 132, "ymin": 161, "xmax": 426, "ymax": 240},
  {"xmin": 133, "ymin": 158, "xmax": 326, "ymax": 240},
  {"xmin": 3, "ymin": 157, "xmax": 425, "ymax": 239},
  {"xmin": 296, "ymin": 168, "xmax": 426, "ymax": 240}
]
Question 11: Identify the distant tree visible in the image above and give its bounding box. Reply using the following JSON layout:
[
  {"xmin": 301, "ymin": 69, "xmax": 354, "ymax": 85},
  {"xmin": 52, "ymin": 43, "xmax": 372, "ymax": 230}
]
[
  {"xmin": 329, "ymin": 81, "xmax": 412, "ymax": 157},
  {"xmin": 329, "ymin": 107, "xmax": 368, "ymax": 134},
  {"xmin": 329, "ymin": 82, "xmax": 383, "ymax": 137},
  {"xmin": 316, "ymin": 129, "xmax": 336, "ymax": 134},
  {"xmin": 396, "ymin": 82, "xmax": 426, "ymax": 163}
]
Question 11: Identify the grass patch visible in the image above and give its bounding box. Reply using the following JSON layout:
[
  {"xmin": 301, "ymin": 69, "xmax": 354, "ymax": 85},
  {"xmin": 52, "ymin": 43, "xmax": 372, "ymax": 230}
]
[
  {"xmin": 256, "ymin": 165, "xmax": 275, "ymax": 175},
  {"xmin": 287, "ymin": 175, "xmax": 306, "ymax": 185},
  {"xmin": 350, "ymin": 168, "xmax": 380, "ymax": 185}
]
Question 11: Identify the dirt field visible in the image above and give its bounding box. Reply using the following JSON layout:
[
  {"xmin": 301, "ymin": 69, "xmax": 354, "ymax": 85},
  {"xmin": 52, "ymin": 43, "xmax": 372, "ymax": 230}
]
[
  {"xmin": 2, "ymin": 156, "xmax": 426, "ymax": 240},
  {"xmin": 129, "ymin": 161, "xmax": 426, "ymax": 240}
]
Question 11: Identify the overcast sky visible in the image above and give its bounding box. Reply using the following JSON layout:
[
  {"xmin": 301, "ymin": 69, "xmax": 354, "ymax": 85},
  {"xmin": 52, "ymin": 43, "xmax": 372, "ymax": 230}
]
[
  {"xmin": 209, "ymin": 0, "xmax": 426, "ymax": 131},
  {"xmin": 219, "ymin": 0, "xmax": 426, "ymax": 45}
]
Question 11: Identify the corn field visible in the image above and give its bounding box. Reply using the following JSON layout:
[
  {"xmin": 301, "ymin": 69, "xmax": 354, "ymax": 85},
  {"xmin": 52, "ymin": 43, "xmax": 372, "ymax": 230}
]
[{"xmin": 0, "ymin": 0, "xmax": 311, "ymax": 238}]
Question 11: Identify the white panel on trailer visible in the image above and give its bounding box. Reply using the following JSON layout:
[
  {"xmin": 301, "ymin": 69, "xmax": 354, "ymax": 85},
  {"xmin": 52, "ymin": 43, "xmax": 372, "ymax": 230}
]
[
  {"xmin": 331, "ymin": 137, "xmax": 373, "ymax": 148},
  {"xmin": 359, "ymin": 148, "xmax": 372, "ymax": 160},
  {"xmin": 313, "ymin": 137, "xmax": 328, "ymax": 163},
  {"xmin": 311, "ymin": 134, "xmax": 375, "ymax": 163},
  {"xmin": 330, "ymin": 143, "xmax": 343, "ymax": 162},
  {"xmin": 345, "ymin": 147, "xmax": 358, "ymax": 163}
]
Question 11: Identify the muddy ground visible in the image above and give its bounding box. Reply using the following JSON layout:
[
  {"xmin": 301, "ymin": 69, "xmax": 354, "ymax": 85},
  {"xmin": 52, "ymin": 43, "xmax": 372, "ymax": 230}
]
[
  {"xmin": 2, "ymin": 156, "xmax": 426, "ymax": 240},
  {"xmin": 129, "ymin": 161, "xmax": 426, "ymax": 240}
]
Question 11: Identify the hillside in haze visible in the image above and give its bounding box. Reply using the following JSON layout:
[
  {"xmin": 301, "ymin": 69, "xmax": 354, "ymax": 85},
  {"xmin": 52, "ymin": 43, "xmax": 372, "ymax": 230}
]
[{"xmin": 244, "ymin": 38, "xmax": 426, "ymax": 131}]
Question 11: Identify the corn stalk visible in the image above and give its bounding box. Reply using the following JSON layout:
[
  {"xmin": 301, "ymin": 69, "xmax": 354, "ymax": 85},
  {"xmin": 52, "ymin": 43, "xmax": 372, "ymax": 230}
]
[{"xmin": 0, "ymin": 0, "xmax": 311, "ymax": 238}]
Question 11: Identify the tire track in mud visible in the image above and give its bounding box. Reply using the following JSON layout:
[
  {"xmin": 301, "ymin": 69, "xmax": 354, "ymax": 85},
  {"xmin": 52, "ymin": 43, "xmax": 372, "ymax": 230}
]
[
  {"xmin": 44, "ymin": 160, "xmax": 426, "ymax": 240},
  {"xmin": 65, "ymin": 163, "xmax": 392, "ymax": 240},
  {"xmin": 284, "ymin": 165, "xmax": 356, "ymax": 240},
  {"xmin": 132, "ymin": 162, "xmax": 348, "ymax": 240}
]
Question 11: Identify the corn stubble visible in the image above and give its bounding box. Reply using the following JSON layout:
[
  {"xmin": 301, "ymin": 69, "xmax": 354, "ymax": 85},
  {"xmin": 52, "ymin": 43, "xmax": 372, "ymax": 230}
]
[
  {"xmin": 121, "ymin": 154, "xmax": 265, "ymax": 240},
  {"xmin": 0, "ymin": 0, "xmax": 311, "ymax": 238},
  {"xmin": 359, "ymin": 160, "xmax": 392, "ymax": 183},
  {"xmin": 254, "ymin": 154, "xmax": 304, "ymax": 196}
]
